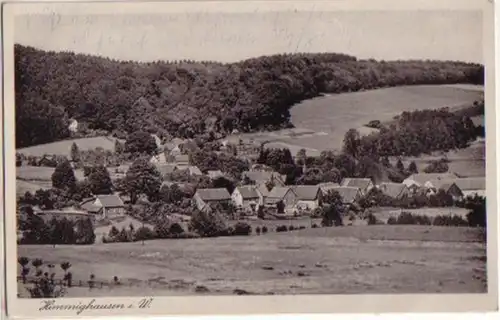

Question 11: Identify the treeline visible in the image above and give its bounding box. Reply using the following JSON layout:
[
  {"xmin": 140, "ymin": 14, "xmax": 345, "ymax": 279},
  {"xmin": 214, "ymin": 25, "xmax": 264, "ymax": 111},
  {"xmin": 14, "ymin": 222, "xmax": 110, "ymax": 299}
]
[
  {"xmin": 15, "ymin": 44, "xmax": 483, "ymax": 148},
  {"xmin": 354, "ymin": 107, "xmax": 482, "ymax": 158}
]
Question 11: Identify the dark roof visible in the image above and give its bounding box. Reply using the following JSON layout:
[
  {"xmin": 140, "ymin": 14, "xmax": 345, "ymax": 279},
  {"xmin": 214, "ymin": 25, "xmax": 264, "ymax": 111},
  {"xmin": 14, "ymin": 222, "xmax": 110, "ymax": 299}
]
[
  {"xmin": 242, "ymin": 170, "xmax": 285, "ymax": 184},
  {"xmin": 96, "ymin": 195, "xmax": 124, "ymax": 208},
  {"xmin": 326, "ymin": 186, "xmax": 361, "ymax": 204},
  {"xmin": 292, "ymin": 185, "xmax": 320, "ymax": 200},
  {"xmin": 195, "ymin": 188, "xmax": 231, "ymax": 201},
  {"xmin": 267, "ymin": 187, "xmax": 294, "ymax": 199},
  {"xmin": 379, "ymin": 183, "xmax": 408, "ymax": 198},
  {"xmin": 235, "ymin": 186, "xmax": 260, "ymax": 199},
  {"xmin": 341, "ymin": 178, "xmax": 372, "ymax": 189}
]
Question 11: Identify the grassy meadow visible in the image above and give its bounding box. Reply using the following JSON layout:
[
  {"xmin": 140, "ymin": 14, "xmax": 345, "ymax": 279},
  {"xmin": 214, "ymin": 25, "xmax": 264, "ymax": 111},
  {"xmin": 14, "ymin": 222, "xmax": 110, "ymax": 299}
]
[
  {"xmin": 17, "ymin": 136, "xmax": 123, "ymax": 157},
  {"xmin": 17, "ymin": 225, "xmax": 486, "ymax": 297}
]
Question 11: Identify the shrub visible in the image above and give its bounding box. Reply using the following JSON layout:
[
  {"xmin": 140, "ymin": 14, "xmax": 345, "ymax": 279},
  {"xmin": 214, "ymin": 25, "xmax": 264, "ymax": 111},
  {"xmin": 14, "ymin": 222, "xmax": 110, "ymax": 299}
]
[
  {"xmin": 366, "ymin": 213, "xmax": 378, "ymax": 225},
  {"xmin": 299, "ymin": 226, "xmax": 306, "ymax": 230},
  {"xmin": 134, "ymin": 226, "xmax": 155, "ymax": 241},
  {"xmin": 312, "ymin": 223, "xmax": 318, "ymax": 228},
  {"xmin": 169, "ymin": 223, "xmax": 185, "ymax": 235},
  {"xmin": 255, "ymin": 226, "xmax": 261, "ymax": 235},
  {"xmin": 433, "ymin": 214, "xmax": 468, "ymax": 227},
  {"xmin": 233, "ymin": 222, "xmax": 252, "ymax": 236},
  {"xmin": 387, "ymin": 217, "xmax": 397, "ymax": 225},
  {"xmin": 262, "ymin": 226, "xmax": 268, "ymax": 233},
  {"xmin": 288, "ymin": 225, "xmax": 295, "ymax": 231},
  {"xmin": 276, "ymin": 225, "xmax": 287, "ymax": 232}
]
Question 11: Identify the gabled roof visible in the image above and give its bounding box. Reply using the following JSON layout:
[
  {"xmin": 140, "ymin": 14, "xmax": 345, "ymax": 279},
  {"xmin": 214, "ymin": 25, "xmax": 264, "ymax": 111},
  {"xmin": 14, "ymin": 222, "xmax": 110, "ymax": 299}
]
[
  {"xmin": 341, "ymin": 178, "xmax": 372, "ymax": 189},
  {"xmin": 234, "ymin": 186, "xmax": 260, "ymax": 199},
  {"xmin": 267, "ymin": 186, "xmax": 294, "ymax": 199},
  {"xmin": 195, "ymin": 188, "xmax": 231, "ymax": 201},
  {"xmin": 317, "ymin": 182, "xmax": 341, "ymax": 193},
  {"xmin": 379, "ymin": 183, "xmax": 408, "ymax": 199},
  {"xmin": 257, "ymin": 183, "xmax": 270, "ymax": 197},
  {"xmin": 292, "ymin": 185, "xmax": 321, "ymax": 201},
  {"xmin": 325, "ymin": 186, "xmax": 361, "ymax": 204},
  {"xmin": 453, "ymin": 177, "xmax": 486, "ymax": 191},
  {"xmin": 405, "ymin": 173, "xmax": 459, "ymax": 185},
  {"xmin": 242, "ymin": 170, "xmax": 285, "ymax": 184},
  {"xmin": 80, "ymin": 199, "xmax": 101, "ymax": 213},
  {"xmin": 96, "ymin": 195, "xmax": 124, "ymax": 208},
  {"xmin": 425, "ymin": 179, "xmax": 459, "ymax": 192}
]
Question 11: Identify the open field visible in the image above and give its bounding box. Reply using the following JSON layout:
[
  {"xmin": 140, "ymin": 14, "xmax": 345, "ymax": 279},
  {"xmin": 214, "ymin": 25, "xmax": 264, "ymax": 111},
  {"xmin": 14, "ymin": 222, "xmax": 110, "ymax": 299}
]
[
  {"xmin": 395, "ymin": 138, "xmax": 485, "ymax": 177},
  {"xmin": 17, "ymin": 225, "xmax": 486, "ymax": 297},
  {"xmin": 16, "ymin": 166, "xmax": 86, "ymax": 195},
  {"xmin": 225, "ymin": 84, "xmax": 483, "ymax": 155},
  {"xmin": 17, "ymin": 136, "xmax": 124, "ymax": 157}
]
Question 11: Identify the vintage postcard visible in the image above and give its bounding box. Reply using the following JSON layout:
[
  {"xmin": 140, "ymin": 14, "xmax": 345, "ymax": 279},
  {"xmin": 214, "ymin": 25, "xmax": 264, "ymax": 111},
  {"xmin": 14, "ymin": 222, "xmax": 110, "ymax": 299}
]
[{"xmin": 2, "ymin": 0, "xmax": 498, "ymax": 318}]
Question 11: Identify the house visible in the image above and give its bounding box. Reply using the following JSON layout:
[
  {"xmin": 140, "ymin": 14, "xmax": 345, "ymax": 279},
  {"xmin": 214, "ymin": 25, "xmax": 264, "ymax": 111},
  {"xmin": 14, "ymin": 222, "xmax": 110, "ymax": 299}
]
[
  {"xmin": 424, "ymin": 179, "xmax": 464, "ymax": 201},
  {"xmin": 207, "ymin": 170, "xmax": 225, "ymax": 180},
  {"xmin": 174, "ymin": 154, "xmax": 190, "ymax": 166},
  {"xmin": 340, "ymin": 178, "xmax": 374, "ymax": 195},
  {"xmin": 193, "ymin": 188, "xmax": 232, "ymax": 211},
  {"xmin": 325, "ymin": 186, "xmax": 363, "ymax": 205},
  {"xmin": 265, "ymin": 187, "xmax": 297, "ymax": 211},
  {"xmin": 241, "ymin": 170, "xmax": 286, "ymax": 187},
  {"xmin": 292, "ymin": 185, "xmax": 323, "ymax": 212},
  {"xmin": 80, "ymin": 195, "xmax": 125, "ymax": 220},
  {"xmin": 402, "ymin": 173, "xmax": 459, "ymax": 190},
  {"xmin": 231, "ymin": 186, "xmax": 263, "ymax": 213},
  {"xmin": 186, "ymin": 166, "xmax": 203, "ymax": 176},
  {"xmin": 453, "ymin": 177, "xmax": 486, "ymax": 198},
  {"xmin": 378, "ymin": 183, "xmax": 409, "ymax": 199}
]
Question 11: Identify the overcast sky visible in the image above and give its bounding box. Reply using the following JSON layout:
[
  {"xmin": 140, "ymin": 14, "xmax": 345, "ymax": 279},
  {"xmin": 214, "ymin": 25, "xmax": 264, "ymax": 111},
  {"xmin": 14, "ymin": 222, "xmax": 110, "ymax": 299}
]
[{"xmin": 14, "ymin": 10, "xmax": 483, "ymax": 63}]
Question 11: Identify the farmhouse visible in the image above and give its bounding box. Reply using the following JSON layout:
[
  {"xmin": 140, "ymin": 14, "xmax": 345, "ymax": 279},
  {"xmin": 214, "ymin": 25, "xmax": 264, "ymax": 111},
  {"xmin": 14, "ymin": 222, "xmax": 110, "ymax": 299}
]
[
  {"xmin": 403, "ymin": 172, "xmax": 459, "ymax": 190},
  {"xmin": 378, "ymin": 183, "xmax": 409, "ymax": 199},
  {"xmin": 453, "ymin": 177, "xmax": 486, "ymax": 198},
  {"xmin": 242, "ymin": 170, "xmax": 286, "ymax": 187},
  {"xmin": 340, "ymin": 178, "xmax": 374, "ymax": 195},
  {"xmin": 80, "ymin": 195, "xmax": 125, "ymax": 220},
  {"xmin": 193, "ymin": 188, "xmax": 232, "ymax": 211},
  {"xmin": 265, "ymin": 186, "xmax": 297, "ymax": 210},
  {"xmin": 231, "ymin": 186, "xmax": 263, "ymax": 213},
  {"xmin": 326, "ymin": 186, "xmax": 363, "ymax": 205},
  {"xmin": 425, "ymin": 179, "xmax": 464, "ymax": 201},
  {"xmin": 292, "ymin": 185, "xmax": 323, "ymax": 211}
]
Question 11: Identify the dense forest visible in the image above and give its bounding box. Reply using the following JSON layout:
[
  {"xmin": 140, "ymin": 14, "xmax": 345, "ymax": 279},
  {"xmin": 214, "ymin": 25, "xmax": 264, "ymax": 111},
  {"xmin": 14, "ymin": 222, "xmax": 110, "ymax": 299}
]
[{"xmin": 15, "ymin": 44, "xmax": 484, "ymax": 148}]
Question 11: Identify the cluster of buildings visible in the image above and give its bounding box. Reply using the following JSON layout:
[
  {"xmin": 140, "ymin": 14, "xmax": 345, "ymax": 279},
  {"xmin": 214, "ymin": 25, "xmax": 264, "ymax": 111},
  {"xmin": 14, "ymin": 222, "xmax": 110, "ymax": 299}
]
[{"xmin": 193, "ymin": 171, "xmax": 486, "ymax": 216}]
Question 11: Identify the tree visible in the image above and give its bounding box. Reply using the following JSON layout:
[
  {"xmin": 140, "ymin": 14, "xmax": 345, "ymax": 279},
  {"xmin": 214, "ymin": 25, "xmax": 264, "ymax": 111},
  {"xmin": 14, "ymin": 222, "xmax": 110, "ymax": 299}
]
[
  {"xmin": 124, "ymin": 131, "xmax": 158, "ymax": 155},
  {"xmin": 408, "ymin": 161, "xmax": 418, "ymax": 174},
  {"xmin": 87, "ymin": 165, "xmax": 113, "ymax": 195},
  {"xmin": 70, "ymin": 142, "xmax": 80, "ymax": 163},
  {"xmin": 75, "ymin": 218, "xmax": 95, "ymax": 244},
  {"xmin": 18, "ymin": 257, "xmax": 30, "ymax": 284},
  {"xmin": 211, "ymin": 176, "xmax": 236, "ymax": 194},
  {"xmin": 114, "ymin": 139, "xmax": 124, "ymax": 154},
  {"xmin": 123, "ymin": 158, "xmax": 163, "ymax": 204},
  {"xmin": 32, "ymin": 258, "xmax": 44, "ymax": 277},
  {"xmin": 276, "ymin": 200, "xmax": 285, "ymax": 214},
  {"xmin": 424, "ymin": 160, "xmax": 449, "ymax": 174},
  {"xmin": 51, "ymin": 160, "xmax": 77, "ymax": 190},
  {"xmin": 296, "ymin": 149, "xmax": 307, "ymax": 166},
  {"xmin": 189, "ymin": 209, "xmax": 228, "ymax": 237},
  {"xmin": 343, "ymin": 129, "xmax": 361, "ymax": 158},
  {"xmin": 60, "ymin": 262, "xmax": 72, "ymax": 287},
  {"xmin": 396, "ymin": 159, "xmax": 405, "ymax": 173},
  {"xmin": 322, "ymin": 190, "xmax": 344, "ymax": 227}
]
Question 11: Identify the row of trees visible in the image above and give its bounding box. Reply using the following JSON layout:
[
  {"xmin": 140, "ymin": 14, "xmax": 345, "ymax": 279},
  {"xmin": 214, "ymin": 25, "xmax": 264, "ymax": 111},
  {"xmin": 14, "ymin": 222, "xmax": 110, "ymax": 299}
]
[{"xmin": 15, "ymin": 44, "xmax": 483, "ymax": 148}]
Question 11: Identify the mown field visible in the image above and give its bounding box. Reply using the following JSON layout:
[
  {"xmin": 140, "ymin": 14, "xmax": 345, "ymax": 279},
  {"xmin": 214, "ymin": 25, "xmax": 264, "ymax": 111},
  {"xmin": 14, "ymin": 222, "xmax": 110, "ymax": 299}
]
[
  {"xmin": 17, "ymin": 225, "xmax": 487, "ymax": 297},
  {"xmin": 16, "ymin": 136, "xmax": 123, "ymax": 157},
  {"xmin": 226, "ymin": 84, "xmax": 484, "ymax": 154},
  {"xmin": 16, "ymin": 166, "xmax": 86, "ymax": 197}
]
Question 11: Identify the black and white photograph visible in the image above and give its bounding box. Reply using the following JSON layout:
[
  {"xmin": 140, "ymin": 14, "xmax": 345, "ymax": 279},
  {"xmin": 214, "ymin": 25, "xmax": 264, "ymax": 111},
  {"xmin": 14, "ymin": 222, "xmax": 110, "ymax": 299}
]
[{"xmin": 2, "ymin": 0, "xmax": 498, "ymax": 317}]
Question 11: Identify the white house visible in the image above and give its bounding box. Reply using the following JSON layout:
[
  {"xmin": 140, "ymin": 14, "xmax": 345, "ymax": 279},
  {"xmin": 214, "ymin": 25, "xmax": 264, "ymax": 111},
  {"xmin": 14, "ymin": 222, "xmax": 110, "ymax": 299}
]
[
  {"xmin": 80, "ymin": 195, "xmax": 125, "ymax": 220},
  {"xmin": 231, "ymin": 186, "xmax": 263, "ymax": 213},
  {"xmin": 193, "ymin": 188, "xmax": 232, "ymax": 211},
  {"xmin": 403, "ymin": 173, "xmax": 459, "ymax": 191},
  {"xmin": 292, "ymin": 185, "xmax": 323, "ymax": 212}
]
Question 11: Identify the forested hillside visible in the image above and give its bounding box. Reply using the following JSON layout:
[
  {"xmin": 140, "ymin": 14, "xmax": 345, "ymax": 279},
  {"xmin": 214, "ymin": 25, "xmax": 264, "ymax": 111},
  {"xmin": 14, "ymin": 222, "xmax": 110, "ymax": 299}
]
[{"xmin": 15, "ymin": 44, "xmax": 484, "ymax": 148}]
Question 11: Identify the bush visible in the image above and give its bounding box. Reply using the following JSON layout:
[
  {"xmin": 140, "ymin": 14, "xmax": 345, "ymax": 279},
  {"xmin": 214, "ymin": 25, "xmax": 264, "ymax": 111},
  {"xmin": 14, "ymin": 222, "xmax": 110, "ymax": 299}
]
[
  {"xmin": 255, "ymin": 226, "xmax": 261, "ymax": 235},
  {"xmin": 169, "ymin": 223, "xmax": 185, "ymax": 235},
  {"xmin": 433, "ymin": 214, "xmax": 468, "ymax": 227},
  {"xmin": 299, "ymin": 226, "xmax": 306, "ymax": 230},
  {"xmin": 288, "ymin": 225, "xmax": 295, "ymax": 231},
  {"xmin": 387, "ymin": 217, "xmax": 397, "ymax": 225},
  {"xmin": 134, "ymin": 226, "xmax": 155, "ymax": 241},
  {"xmin": 276, "ymin": 225, "xmax": 287, "ymax": 232},
  {"xmin": 312, "ymin": 223, "xmax": 318, "ymax": 228},
  {"xmin": 262, "ymin": 226, "xmax": 268, "ymax": 233},
  {"xmin": 232, "ymin": 222, "xmax": 252, "ymax": 236},
  {"xmin": 366, "ymin": 213, "xmax": 378, "ymax": 225}
]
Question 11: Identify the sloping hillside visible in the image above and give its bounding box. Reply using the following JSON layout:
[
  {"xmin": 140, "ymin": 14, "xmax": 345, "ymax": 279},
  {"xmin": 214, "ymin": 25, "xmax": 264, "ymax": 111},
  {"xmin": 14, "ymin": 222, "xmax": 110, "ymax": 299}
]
[
  {"xmin": 17, "ymin": 136, "xmax": 122, "ymax": 157},
  {"xmin": 15, "ymin": 44, "xmax": 483, "ymax": 148}
]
